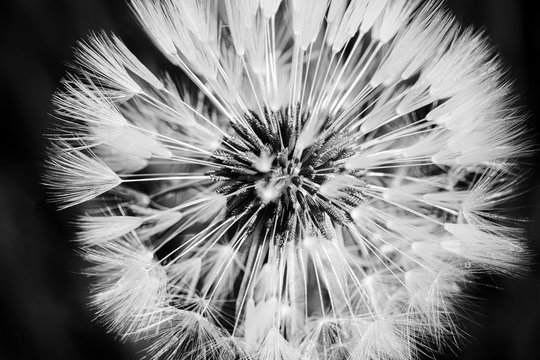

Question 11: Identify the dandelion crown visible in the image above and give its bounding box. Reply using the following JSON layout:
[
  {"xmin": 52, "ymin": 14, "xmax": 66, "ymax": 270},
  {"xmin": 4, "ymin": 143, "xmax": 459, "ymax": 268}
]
[{"xmin": 45, "ymin": 0, "xmax": 530, "ymax": 359}]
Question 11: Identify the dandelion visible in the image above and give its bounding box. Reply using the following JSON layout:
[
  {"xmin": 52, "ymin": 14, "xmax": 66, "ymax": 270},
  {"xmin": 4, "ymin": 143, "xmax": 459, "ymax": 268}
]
[{"xmin": 44, "ymin": 0, "xmax": 531, "ymax": 359}]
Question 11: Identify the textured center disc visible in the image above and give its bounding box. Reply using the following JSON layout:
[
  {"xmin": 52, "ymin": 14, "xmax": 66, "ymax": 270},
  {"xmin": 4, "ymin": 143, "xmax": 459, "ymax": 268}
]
[{"xmin": 209, "ymin": 107, "xmax": 365, "ymax": 244}]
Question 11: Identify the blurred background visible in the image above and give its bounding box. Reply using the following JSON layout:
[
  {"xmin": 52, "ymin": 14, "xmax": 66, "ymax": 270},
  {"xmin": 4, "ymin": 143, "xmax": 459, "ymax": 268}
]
[{"xmin": 1, "ymin": 0, "xmax": 539, "ymax": 359}]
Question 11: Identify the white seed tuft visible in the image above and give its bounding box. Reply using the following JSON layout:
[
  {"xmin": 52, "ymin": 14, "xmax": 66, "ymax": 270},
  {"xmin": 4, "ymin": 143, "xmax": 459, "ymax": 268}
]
[
  {"xmin": 45, "ymin": 1, "xmax": 531, "ymax": 359},
  {"xmin": 44, "ymin": 145, "xmax": 121, "ymax": 209}
]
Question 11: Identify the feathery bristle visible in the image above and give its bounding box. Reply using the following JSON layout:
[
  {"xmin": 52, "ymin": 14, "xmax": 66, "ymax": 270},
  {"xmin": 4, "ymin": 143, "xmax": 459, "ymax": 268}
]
[{"xmin": 45, "ymin": 1, "xmax": 531, "ymax": 359}]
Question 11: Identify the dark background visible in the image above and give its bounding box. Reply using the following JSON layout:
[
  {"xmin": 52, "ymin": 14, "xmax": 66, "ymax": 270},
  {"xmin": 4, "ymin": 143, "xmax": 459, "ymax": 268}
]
[{"xmin": 1, "ymin": 0, "xmax": 539, "ymax": 359}]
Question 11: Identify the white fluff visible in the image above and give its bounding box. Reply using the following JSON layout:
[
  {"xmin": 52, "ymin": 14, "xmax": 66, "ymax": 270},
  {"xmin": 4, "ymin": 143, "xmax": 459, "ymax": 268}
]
[
  {"xmin": 44, "ymin": 145, "xmax": 121, "ymax": 209},
  {"xmin": 45, "ymin": 1, "xmax": 530, "ymax": 359},
  {"xmin": 85, "ymin": 235, "xmax": 169, "ymax": 339},
  {"xmin": 77, "ymin": 215, "xmax": 143, "ymax": 246}
]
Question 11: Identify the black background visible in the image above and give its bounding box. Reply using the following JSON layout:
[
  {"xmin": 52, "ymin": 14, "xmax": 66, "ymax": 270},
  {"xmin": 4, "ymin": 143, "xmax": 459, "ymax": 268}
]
[{"xmin": 1, "ymin": 1, "xmax": 539, "ymax": 359}]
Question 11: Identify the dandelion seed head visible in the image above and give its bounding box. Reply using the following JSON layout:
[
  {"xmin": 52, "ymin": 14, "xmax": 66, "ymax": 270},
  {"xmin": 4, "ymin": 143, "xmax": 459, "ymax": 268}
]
[{"xmin": 45, "ymin": 0, "xmax": 531, "ymax": 359}]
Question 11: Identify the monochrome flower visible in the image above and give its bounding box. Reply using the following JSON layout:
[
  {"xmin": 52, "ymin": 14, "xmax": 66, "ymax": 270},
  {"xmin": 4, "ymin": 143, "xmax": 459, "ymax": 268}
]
[{"xmin": 44, "ymin": 1, "xmax": 530, "ymax": 359}]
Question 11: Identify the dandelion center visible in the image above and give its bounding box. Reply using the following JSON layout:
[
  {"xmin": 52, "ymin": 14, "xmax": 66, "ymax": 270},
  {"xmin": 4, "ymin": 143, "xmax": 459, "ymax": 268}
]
[{"xmin": 210, "ymin": 106, "xmax": 364, "ymax": 243}]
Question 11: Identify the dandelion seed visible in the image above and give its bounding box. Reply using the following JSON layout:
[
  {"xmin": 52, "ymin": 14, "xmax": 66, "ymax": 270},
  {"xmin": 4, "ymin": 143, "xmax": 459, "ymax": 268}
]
[
  {"xmin": 77, "ymin": 214, "xmax": 144, "ymax": 246},
  {"xmin": 43, "ymin": 144, "xmax": 122, "ymax": 209},
  {"xmin": 45, "ymin": 0, "xmax": 531, "ymax": 359},
  {"xmin": 85, "ymin": 234, "xmax": 169, "ymax": 339},
  {"xmin": 72, "ymin": 31, "xmax": 164, "ymax": 99}
]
